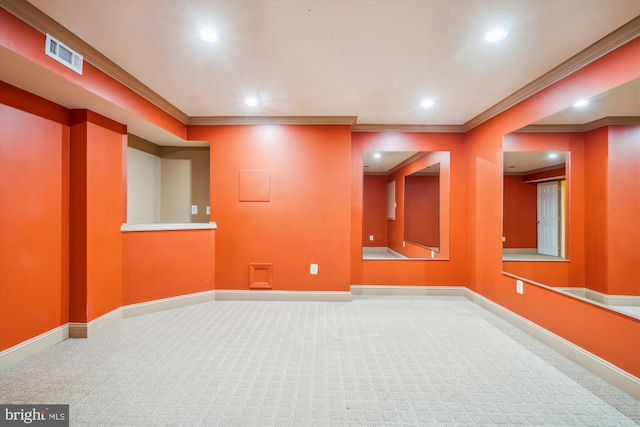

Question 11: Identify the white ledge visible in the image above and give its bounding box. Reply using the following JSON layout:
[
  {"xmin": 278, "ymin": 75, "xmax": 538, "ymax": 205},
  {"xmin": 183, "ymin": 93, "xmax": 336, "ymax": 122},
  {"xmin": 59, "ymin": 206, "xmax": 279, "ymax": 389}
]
[{"xmin": 121, "ymin": 222, "xmax": 217, "ymax": 232}]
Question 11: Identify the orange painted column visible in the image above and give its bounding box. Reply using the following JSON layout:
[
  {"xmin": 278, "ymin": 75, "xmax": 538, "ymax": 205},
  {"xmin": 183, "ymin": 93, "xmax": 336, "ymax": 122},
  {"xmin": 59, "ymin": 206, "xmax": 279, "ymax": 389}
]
[
  {"xmin": 69, "ymin": 110, "xmax": 126, "ymax": 323},
  {"xmin": 606, "ymin": 126, "xmax": 640, "ymax": 296}
]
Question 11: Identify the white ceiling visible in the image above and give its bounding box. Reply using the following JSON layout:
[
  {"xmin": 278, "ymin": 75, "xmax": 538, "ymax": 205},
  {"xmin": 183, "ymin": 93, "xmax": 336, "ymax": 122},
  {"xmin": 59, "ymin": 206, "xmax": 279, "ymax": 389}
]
[
  {"xmin": 533, "ymin": 78, "xmax": 640, "ymax": 125},
  {"xmin": 363, "ymin": 151, "xmax": 421, "ymax": 174},
  {"xmin": 23, "ymin": 0, "xmax": 640, "ymax": 127},
  {"xmin": 503, "ymin": 151, "xmax": 566, "ymax": 174}
]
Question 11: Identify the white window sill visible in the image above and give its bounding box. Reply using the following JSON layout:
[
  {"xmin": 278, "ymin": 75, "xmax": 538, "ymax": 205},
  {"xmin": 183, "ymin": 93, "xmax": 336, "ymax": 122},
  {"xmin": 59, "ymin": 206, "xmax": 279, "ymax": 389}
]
[{"xmin": 121, "ymin": 222, "xmax": 217, "ymax": 232}]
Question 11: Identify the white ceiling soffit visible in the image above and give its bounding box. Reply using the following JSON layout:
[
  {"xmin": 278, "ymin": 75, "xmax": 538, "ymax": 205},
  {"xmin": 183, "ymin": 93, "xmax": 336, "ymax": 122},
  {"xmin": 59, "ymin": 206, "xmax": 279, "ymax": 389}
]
[
  {"xmin": 503, "ymin": 151, "xmax": 566, "ymax": 174},
  {"xmin": 4, "ymin": 0, "xmax": 640, "ymax": 129},
  {"xmin": 515, "ymin": 78, "xmax": 640, "ymax": 132},
  {"xmin": 363, "ymin": 151, "xmax": 425, "ymax": 174}
]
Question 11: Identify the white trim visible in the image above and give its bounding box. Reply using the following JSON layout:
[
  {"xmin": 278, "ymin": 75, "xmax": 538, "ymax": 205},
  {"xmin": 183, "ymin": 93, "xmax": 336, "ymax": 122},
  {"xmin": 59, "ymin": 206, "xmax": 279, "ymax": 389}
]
[
  {"xmin": 122, "ymin": 290, "xmax": 217, "ymax": 318},
  {"xmin": 351, "ymin": 285, "xmax": 464, "ymax": 296},
  {"xmin": 463, "ymin": 288, "xmax": 640, "ymax": 400},
  {"xmin": 188, "ymin": 116, "xmax": 357, "ymax": 126},
  {"xmin": 215, "ymin": 290, "xmax": 351, "ymax": 302},
  {"xmin": 121, "ymin": 222, "xmax": 217, "ymax": 232},
  {"xmin": 69, "ymin": 307, "xmax": 124, "ymax": 338},
  {"xmin": 0, "ymin": 324, "xmax": 69, "ymax": 370},
  {"xmin": 503, "ymin": 272, "xmax": 639, "ymax": 319}
]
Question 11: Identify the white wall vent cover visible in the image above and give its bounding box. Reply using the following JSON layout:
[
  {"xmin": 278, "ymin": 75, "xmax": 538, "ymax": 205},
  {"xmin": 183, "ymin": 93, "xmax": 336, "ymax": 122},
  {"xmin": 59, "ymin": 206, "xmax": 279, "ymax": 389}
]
[{"xmin": 45, "ymin": 34, "xmax": 83, "ymax": 75}]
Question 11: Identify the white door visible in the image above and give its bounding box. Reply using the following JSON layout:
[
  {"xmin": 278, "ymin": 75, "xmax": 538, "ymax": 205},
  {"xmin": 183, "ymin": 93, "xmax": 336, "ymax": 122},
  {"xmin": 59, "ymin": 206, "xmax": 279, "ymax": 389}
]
[{"xmin": 537, "ymin": 181, "xmax": 559, "ymax": 256}]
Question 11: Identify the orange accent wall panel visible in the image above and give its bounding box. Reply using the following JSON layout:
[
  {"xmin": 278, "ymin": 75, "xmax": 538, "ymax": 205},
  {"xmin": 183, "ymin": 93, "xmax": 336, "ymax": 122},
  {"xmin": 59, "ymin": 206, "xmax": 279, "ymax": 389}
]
[
  {"xmin": 404, "ymin": 175, "xmax": 439, "ymax": 248},
  {"xmin": 69, "ymin": 111, "xmax": 125, "ymax": 322},
  {"xmin": 188, "ymin": 124, "xmax": 351, "ymax": 292},
  {"xmin": 362, "ymin": 175, "xmax": 388, "ymax": 247},
  {"xmin": 606, "ymin": 126, "xmax": 640, "ymax": 296},
  {"xmin": 249, "ymin": 263, "xmax": 273, "ymax": 289},
  {"xmin": 503, "ymin": 175, "xmax": 537, "ymax": 248},
  {"xmin": 0, "ymin": 103, "xmax": 69, "ymax": 352},
  {"xmin": 122, "ymin": 230, "xmax": 216, "ymax": 305},
  {"xmin": 584, "ymin": 127, "xmax": 609, "ymax": 294},
  {"xmin": 239, "ymin": 170, "xmax": 271, "ymax": 202}
]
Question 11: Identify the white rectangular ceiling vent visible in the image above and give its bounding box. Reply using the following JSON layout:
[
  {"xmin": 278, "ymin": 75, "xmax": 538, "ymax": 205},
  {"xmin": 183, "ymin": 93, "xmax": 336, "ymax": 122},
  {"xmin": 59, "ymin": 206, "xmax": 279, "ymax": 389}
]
[{"xmin": 45, "ymin": 34, "xmax": 83, "ymax": 75}]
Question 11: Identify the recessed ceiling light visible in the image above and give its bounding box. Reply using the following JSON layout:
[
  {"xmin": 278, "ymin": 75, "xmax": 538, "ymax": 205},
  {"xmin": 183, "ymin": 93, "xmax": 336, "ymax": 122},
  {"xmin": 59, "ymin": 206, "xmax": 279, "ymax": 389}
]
[
  {"xmin": 246, "ymin": 97, "xmax": 259, "ymax": 106},
  {"xmin": 420, "ymin": 99, "xmax": 434, "ymax": 108},
  {"xmin": 548, "ymin": 153, "xmax": 558, "ymax": 159},
  {"xmin": 485, "ymin": 27, "xmax": 509, "ymax": 42},
  {"xmin": 573, "ymin": 99, "xmax": 589, "ymax": 107},
  {"xmin": 198, "ymin": 26, "xmax": 219, "ymax": 43},
  {"xmin": 373, "ymin": 153, "xmax": 382, "ymax": 159}
]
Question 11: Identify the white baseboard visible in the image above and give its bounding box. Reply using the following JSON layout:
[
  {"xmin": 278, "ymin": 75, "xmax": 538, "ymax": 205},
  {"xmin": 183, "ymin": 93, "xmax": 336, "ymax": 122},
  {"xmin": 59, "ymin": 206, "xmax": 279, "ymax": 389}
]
[
  {"xmin": 0, "ymin": 324, "xmax": 69, "ymax": 370},
  {"xmin": 557, "ymin": 287, "xmax": 640, "ymax": 307},
  {"xmin": 69, "ymin": 307, "xmax": 124, "ymax": 338},
  {"xmin": 463, "ymin": 288, "xmax": 640, "ymax": 400},
  {"xmin": 215, "ymin": 290, "xmax": 351, "ymax": 302},
  {"xmin": 351, "ymin": 285, "xmax": 464, "ymax": 296},
  {"xmin": 122, "ymin": 290, "xmax": 217, "ymax": 318}
]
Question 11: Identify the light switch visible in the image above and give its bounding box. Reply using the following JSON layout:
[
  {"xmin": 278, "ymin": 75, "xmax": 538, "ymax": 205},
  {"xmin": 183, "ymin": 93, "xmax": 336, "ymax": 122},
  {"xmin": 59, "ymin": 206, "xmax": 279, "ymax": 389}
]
[
  {"xmin": 206, "ymin": 206, "xmax": 210, "ymax": 215},
  {"xmin": 191, "ymin": 205, "xmax": 198, "ymax": 215},
  {"xmin": 310, "ymin": 264, "xmax": 318, "ymax": 275},
  {"xmin": 516, "ymin": 279, "xmax": 524, "ymax": 294},
  {"xmin": 369, "ymin": 235, "xmax": 374, "ymax": 241}
]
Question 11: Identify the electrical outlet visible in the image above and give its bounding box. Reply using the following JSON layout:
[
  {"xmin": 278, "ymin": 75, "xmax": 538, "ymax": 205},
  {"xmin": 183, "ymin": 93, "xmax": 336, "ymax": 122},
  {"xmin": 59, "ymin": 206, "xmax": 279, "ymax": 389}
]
[
  {"xmin": 310, "ymin": 264, "xmax": 318, "ymax": 275},
  {"xmin": 502, "ymin": 236, "xmax": 506, "ymax": 242},
  {"xmin": 369, "ymin": 235, "xmax": 374, "ymax": 241},
  {"xmin": 516, "ymin": 279, "xmax": 524, "ymax": 294},
  {"xmin": 191, "ymin": 205, "xmax": 198, "ymax": 215},
  {"xmin": 206, "ymin": 206, "xmax": 210, "ymax": 215}
]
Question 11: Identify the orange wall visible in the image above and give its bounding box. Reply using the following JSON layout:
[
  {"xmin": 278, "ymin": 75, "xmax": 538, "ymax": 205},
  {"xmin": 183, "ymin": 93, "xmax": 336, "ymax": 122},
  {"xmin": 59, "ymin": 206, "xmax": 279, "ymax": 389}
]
[
  {"xmin": 122, "ymin": 230, "xmax": 216, "ymax": 305},
  {"xmin": 468, "ymin": 37, "xmax": 640, "ymax": 376},
  {"xmin": 351, "ymin": 133, "xmax": 466, "ymax": 286},
  {"xmin": 188, "ymin": 125, "xmax": 352, "ymax": 292},
  {"xmin": 502, "ymin": 175, "xmax": 537, "ymax": 248},
  {"xmin": 607, "ymin": 126, "xmax": 640, "ymax": 295},
  {"xmin": 362, "ymin": 175, "xmax": 388, "ymax": 247},
  {"xmin": 0, "ymin": 85, "xmax": 70, "ymax": 351},
  {"xmin": 69, "ymin": 110, "xmax": 126, "ymax": 322},
  {"xmin": 524, "ymin": 166, "xmax": 565, "ymax": 182},
  {"xmin": 584, "ymin": 127, "xmax": 608, "ymax": 294},
  {"xmin": 404, "ymin": 175, "xmax": 439, "ymax": 248}
]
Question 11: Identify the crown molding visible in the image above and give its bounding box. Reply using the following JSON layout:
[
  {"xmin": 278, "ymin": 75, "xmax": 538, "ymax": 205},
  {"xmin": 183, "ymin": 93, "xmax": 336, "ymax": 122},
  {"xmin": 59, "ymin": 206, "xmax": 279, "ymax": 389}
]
[
  {"xmin": 352, "ymin": 124, "xmax": 464, "ymax": 133},
  {"xmin": 463, "ymin": 15, "xmax": 640, "ymax": 132},
  {"xmin": 581, "ymin": 116, "xmax": 640, "ymax": 131},
  {"xmin": 516, "ymin": 116, "xmax": 640, "ymax": 133},
  {"xmin": 3, "ymin": 0, "xmax": 638, "ymax": 133},
  {"xmin": 188, "ymin": 116, "xmax": 358, "ymax": 126},
  {"xmin": 0, "ymin": 0, "xmax": 189, "ymax": 124}
]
